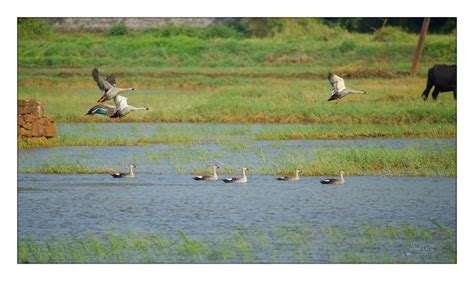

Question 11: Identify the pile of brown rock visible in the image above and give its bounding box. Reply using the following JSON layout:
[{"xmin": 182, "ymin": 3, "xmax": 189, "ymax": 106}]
[{"xmin": 18, "ymin": 99, "xmax": 56, "ymax": 139}]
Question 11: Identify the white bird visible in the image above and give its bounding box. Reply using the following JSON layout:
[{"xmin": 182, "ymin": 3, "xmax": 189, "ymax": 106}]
[
  {"xmin": 92, "ymin": 68, "xmax": 135, "ymax": 103},
  {"xmin": 86, "ymin": 95, "xmax": 149, "ymax": 122},
  {"xmin": 276, "ymin": 169, "xmax": 301, "ymax": 181},
  {"xmin": 193, "ymin": 165, "xmax": 220, "ymax": 181},
  {"xmin": 327, "ymin": 72, "xmax": 366, "ymax": 104},
  {"xmin": 222, "ymin": 167, "xmax": 249, "ymax": 184},
  {"xmin": 320, "ymin": 170, "xmax": 345, "ymax": 185},
  {"xmin": 111, "ymin": 164, "xmax": 136, "ymax": 178}
]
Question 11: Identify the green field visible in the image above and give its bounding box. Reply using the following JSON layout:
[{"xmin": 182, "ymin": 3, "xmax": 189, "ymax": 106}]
[{"xmin": 18, "ymin": 20, "xmax": 457, "ymax": 176}]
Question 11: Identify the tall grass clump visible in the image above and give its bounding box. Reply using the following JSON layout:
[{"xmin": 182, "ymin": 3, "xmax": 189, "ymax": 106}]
[
  {"xmin": 276, "ymin": 18, "xmax": 347, "ymax": 40},
  {"xmin": 18, "ymin": 18, "xmax": 52, "ymax": 40},
  {"xmin": 372, "ymin": 26, "xmax": 414, "ymax": 42},
  {"xmin": 108, "ymin": 23, "xmax": 129, "ymax": 36}
]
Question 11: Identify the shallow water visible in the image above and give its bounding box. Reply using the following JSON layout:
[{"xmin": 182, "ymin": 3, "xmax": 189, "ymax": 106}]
[
  {"xmin": 17, "ymin": 123, "xmax": 456, "ymax": 262},
  {"xmin": 18, "ymin": 173, "xmax": 455, "ymax": 241}
]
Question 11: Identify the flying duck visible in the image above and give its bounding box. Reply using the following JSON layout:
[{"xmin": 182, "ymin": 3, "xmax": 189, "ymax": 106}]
[
  {"xmin": 193, "ymin": 164, "xmax": 220, "ymax": 181},
  {"xmin": 111, "ymin": 164, "xmax": 136, "ymax": 178},
  {"xmin": 320, "ymin": 170, "xmax": 345, "ymax": 185},
  {"xmin": 327, "ymin": 72, "xmax": 366, "ymax": 104},
  {"xmin": 92, "ymin": 68, "xmax": 135, "ymax": 103},
  {"xmin": 222, "ymin": 167, "xmax": 249, "ymax": 184},
  {"xmin": 276, "ymin": 169, "xmax": 301, "ymax": 181},
  {"xmin": 86, "ymin": 95, "xmax": 149, "ymax": 122}
]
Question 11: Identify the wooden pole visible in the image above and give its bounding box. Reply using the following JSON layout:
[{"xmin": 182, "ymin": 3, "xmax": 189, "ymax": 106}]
[{"xmin": 410, "ymin": 18, "xmax": 431, "ymax": 76}]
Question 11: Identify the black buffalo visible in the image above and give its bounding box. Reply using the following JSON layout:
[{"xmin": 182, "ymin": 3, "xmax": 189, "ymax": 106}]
[{"xmin": 421, "ymin": 64, "xmax": 457, "ymax": 100}]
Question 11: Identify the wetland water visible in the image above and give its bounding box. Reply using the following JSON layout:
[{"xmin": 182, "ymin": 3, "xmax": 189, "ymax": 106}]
[
  {"xmin": 19, "ymin": 174, "xmax": 455, "ymax": 241},
  {"xmin": 17, "ymin": 123, "xmax": 456, "ymax": 263}
]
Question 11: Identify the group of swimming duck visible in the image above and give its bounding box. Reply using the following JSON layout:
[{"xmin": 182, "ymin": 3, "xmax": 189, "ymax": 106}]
[
  {"xmin": 194, "ymin": 165, "xmax": 346, "ymax": 185},
  {"xmin": 111, "ymin": 164, "xmax": 346, "ymax": 185},
  {"xmin": 91, "ymin": 67, "xmax": 361, "ymax": 184},
  {"xmin": 85, "ymin": 68, "xmax": 366, "ymax": 122}
]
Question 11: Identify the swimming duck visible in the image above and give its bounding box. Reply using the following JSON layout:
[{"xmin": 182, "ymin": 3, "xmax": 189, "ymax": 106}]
[
  {"xmin": 92, "ymin": 68, "xmax": 135, "ymax": 103},
  {"xmin": 276, "ymin": 169, "xmax": 301, "ymax": 181},
  {"xmin": 193, "ymin": 164, "xmax": 220, "ymax": 181},
  {"xmin": 222, "ymin": 167, "xmax": 249, "ymax": 184},
  {"xmin": 320, "ymin": 170, "xmax": 345, "ymax": 185},
  {"xmin": 86, "ymin": 95, "xmax": 149, "ymax": 122},
  {"xmin": 111, "ymin": 164, "xmax": 136, "ymax": 178},
  {"xmin": 327, "ymin": 72, "xmax": 366, "ymax": 104}
]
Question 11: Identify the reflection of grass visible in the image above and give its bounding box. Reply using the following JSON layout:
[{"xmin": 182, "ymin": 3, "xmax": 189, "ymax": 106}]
[{"xmin": 18, "ymin": 222, "xmax": 456, "ymax": 263}]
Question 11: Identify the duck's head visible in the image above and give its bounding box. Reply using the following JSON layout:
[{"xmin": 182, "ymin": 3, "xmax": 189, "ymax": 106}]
[{"xmin": 213, "ymin": 164, "xmax": 220, "ymax": 170}]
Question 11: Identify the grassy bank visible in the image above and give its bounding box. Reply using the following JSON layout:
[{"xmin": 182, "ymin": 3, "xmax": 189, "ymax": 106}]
[
  {"xmin": 17, "ymin": 122, "xmax": 456, "ymax": 150},
  {"xmin": 18, "ymin": 222, "xmax": 455, "ymax": 263}
]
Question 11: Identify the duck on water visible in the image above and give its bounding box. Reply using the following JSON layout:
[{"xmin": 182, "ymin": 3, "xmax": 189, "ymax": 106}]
[
  {"xmin": 222, "ymin": 167, "xmax": 249, "ymax": 184},
  {"xmin": 320, "ymin": 170, "xmax": 345, "ymax": 185},
  {"xmin": 111, "ymin": 164, "xmax": 136, "ymax": 178},
  {"xmin": 193, "ymin": 165, "xmax": 220, "ymax": 181}
]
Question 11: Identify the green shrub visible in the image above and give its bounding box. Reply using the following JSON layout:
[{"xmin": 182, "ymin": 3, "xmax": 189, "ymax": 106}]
[
  {"xmin": 372, "ymin": 26, "xmax": 413, "ymax": 42},
  {"xmin": 338, "ymin": 40, "xmax": 357, "ymax": 53},
  {"xmin": 275, "ymin": 18, "xmax": 346, "ymax": 41},
  {"xmin": 108, "ymin": 23, "xmax": 129, "ymax": 36},
  {"xmin": 18, "ymin": 18, "xmax": 52, "ymax": 40}
]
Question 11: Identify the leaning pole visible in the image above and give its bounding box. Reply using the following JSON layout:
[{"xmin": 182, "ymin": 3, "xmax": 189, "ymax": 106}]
[{"xmin": 410, "ymin": 18, "xmax": 431, "ymax": 77}]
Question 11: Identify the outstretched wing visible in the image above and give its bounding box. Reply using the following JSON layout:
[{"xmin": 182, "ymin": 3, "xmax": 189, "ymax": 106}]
[
  {"xmin": 92, "ymin": 68, "xmax": 113, "ymax": 91},
  {"xmin": 106, "ymin": 74, "xmax": 116, "ymax": 87},
  {"xmin": 327, "ymin": 72, "xmax": 346, "ymax": 93}
]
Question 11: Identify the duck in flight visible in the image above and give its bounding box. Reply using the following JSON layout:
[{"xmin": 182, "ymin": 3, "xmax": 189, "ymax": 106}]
[
  {"xmin": 85, "ymin": 95, "xmax": 149, "ymax": 122},
  {"xmin": 92, "ymin": 68, "xmax": 135, "ymax": 103},
  {"xmin": 327, "ymin": 72, "xmax": 366, "ymax": 104}
]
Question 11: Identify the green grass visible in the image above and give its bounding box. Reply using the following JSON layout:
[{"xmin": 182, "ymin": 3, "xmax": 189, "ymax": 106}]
[
  {"xmin": 18, "ymin": 26, "xmax": 456, "ymax": 133},
  {"xmin": 17, "ymin": 222, "xmax": 456, "ymax": 263},
  {"xmin": 18, "ymin": 77, "xmax": 456, "ymax": 125},
  {"xmin": 18, "ymin": 24, "xmax": 455, "ymax": 70},
  {"xmin": 253, "ymin": 124, "xmax": 456, "ymax": 140}
]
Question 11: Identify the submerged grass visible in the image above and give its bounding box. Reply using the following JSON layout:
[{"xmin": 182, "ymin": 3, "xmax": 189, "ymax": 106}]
[
  {"xmin": 18, "ymin": 222, "xmax": 456, "ymax": 263},
  {"xmin": 269, "ymin": 146, "xmax": 456, "ymax": 177},
  {"xmin": 19, "ymin": 144, "xmax": 455, "ymax": 177},
  {"xmin": 18, "ymin": 122, "xmax": 455, "ymax": 150}
]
